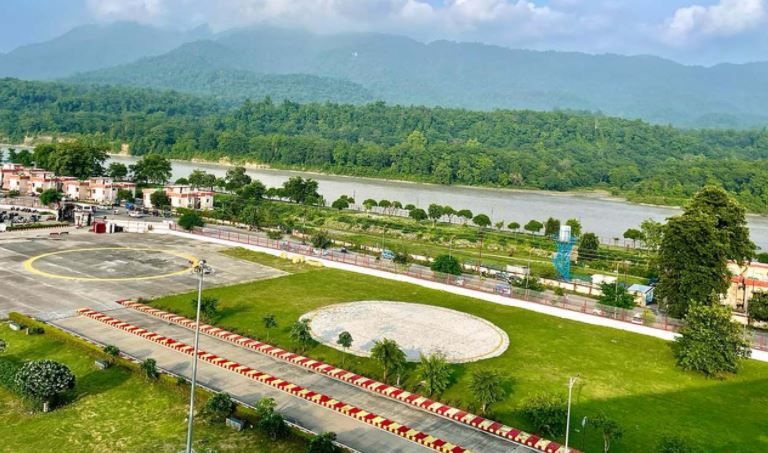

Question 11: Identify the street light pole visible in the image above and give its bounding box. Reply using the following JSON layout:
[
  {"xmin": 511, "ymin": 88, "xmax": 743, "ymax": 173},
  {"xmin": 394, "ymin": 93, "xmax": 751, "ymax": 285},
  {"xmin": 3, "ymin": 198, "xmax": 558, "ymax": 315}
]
[
  {"xmin": 565, "ymin": 375, "xmax": 579, "ymax": 453},
  {"xmin": 186, "ymin": 259, "xmax": 211, "ymax": 453}
]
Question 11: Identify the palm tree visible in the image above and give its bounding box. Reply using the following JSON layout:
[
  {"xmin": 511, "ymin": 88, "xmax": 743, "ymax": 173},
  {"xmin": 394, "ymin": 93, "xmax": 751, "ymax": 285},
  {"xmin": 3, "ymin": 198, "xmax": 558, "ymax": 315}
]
[
  {"xmin": 262, "ymin": 314, "xmax": 277, "ymax": 342},
  {"xmin": 337, "ymin": 331, "xmax": 353, "ymax": 367},
  {"xmin": 470, "ymin": 369, "xmax": 506, "ymax": 415},
  {"xmin": 416, "ymin": 352, "xmax": 452, "ymax": 397},
  {"xmin": 370, "ymin": 338, "xmax": 407, "ymax": 384}
]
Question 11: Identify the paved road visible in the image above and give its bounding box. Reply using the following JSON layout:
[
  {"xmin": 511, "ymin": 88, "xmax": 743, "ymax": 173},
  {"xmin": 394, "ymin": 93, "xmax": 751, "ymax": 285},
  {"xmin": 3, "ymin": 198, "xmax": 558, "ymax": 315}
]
[{"xmin": 54, "ymin": 309, "xmax": 532, "ymax": 453}]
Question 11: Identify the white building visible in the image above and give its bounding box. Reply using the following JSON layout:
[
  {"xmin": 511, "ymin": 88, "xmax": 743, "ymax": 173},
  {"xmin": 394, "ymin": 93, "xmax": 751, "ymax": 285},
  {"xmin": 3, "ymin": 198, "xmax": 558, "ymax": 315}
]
[
  {"xmin": 142, "ymin": 185, "xmax": 214, "ymax": 210},
  {"xmin": 88, "ymin": 177, "xmax": 136, "ymax": 204}
]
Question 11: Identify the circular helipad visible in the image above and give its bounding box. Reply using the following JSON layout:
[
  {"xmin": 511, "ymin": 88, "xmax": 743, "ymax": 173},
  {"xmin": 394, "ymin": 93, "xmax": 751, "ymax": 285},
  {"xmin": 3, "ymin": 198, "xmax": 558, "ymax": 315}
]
[
  {"xmin": 23, "ymin": 247, "xmax": 198, "ymax": 281},
  {"xmin": 301, "ymin": 301, "xmax": 509, "ymax": 363}
]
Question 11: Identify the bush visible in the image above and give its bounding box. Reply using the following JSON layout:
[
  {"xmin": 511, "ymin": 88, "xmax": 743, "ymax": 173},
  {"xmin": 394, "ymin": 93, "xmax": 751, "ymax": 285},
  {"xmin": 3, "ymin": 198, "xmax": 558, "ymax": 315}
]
[
  {"xmin": 519, "ymin": 394, "xmax": 567, "ymax": 437},
  {"xmin": 203, "ymin": 392, "xmax": 235, "ymax": 423},
  {"xmin": 308, "ymin": 432, "xmax": 339, "ymax": 453},
  {"xmin": 310, "ymin": 230, "xmax": 332, "ymax": 249},
  {"xmin": 430, "ymin": 254, "xmax": 462, "ymax": 275},
  {"xmin": 178, "ymin": 212, "xmax": 205, "ymax": 231},
  {"xmin": 140, "ymin": 358, "xmax": 160, "ymax": 380},
  {"xmin": 656, "ymin": 435, "xmax": 701, "ymax": 453},
  {"xmin": 14, "ymin": 360, "xmax": 76, "ymax": 407}
]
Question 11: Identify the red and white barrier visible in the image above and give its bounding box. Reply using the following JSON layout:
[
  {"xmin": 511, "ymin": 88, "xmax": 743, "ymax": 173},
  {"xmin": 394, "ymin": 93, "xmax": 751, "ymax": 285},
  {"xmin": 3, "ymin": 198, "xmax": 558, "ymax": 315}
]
[
  {"xmin": 117, "ymin": 300, "xmax": 570, "ymax": 453},
  {"xmin": 77, "ymin": 307, "xmax": 468, "ymax": 453}
]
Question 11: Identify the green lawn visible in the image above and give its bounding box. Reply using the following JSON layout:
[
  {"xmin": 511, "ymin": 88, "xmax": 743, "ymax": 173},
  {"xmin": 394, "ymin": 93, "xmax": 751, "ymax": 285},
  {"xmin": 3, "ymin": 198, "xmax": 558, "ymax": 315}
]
[
  {"xmin": 0, "ymin": 323, "xmax": 305, "ymax": 453},
  {"xmin": 148, "ymin": 248, "xmax": 768, "ymax": 453}
]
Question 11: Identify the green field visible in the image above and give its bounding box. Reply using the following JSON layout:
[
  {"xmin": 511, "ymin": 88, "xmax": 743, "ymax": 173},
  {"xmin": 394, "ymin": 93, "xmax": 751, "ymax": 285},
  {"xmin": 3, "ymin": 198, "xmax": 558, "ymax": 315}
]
[
  {"xmin": 148, "ymin": 248, "xmax": 768, "ymax": 453},
  {"xmin": 0, "ymin": 322, "xmax": 305, "ymax": 453}
]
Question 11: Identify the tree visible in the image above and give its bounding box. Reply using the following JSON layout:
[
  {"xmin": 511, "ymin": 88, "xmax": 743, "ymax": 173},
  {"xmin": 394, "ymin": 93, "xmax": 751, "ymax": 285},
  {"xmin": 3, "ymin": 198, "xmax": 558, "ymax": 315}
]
[
  {"xmin": 378, "ymin": 199, "xmax": 392, "ymax": 213},
  {"xmin": 370, "ymin": 338, "xmax": 407, "ymax": 385},
  {"xmin": 507, "ymin": 221, "xmax": 520, "ymax": 232},
  {"xmin": 103, "ymin": 345, "xmax": 120, "ymax": 364},
  {"xmin": 684, "ymin": 186, "xmax": 754, "ymax": 264},
  {"xmin": 416, "ymin": 352, "xmax": 451, "ymax": 397},
  {"xmin": 590, "ymin": 414, "xmax": 623, "ymax": 453},
  {"xmin": 675, "ymin": 303, "xmax": 750, "ymax": 376},
  {"xmin": 470, "ymin": 369, "xmax": 506, "ymax": 415},
  {"xmin": 14, "ymin": 360, "xmax": 75, "ymax": 407},
  {"xmin": 442, "ymin": 206, "xmax": 456, "ymax": 222},
  {"xmin": 178, "ymin": 212, "xmax": 204, "ymax": 230},
  {"xmin": 656, "ymin": 213, "xmax": 729, "ymax": 317},
  {"xmin": 331, "ymin": 197, "xmax": 350, "ymax": 210},
  {"xmin": 457, "ymin": 209, "xmax": 473, "ymax": 224},
  {"xmin": 494, "ymin": 220, "xmax": 505, "ymax": 231},
  {"xmin": 362, "ymin": 198, "xmax": 378, "ymax": 211},
  {"xmin": 256, "ymin": 397, "xmax": 287, "ymax": 440},
  {"xmin": 409, "ymin": 208, "xmax": 428, "ymax": 222},
  {"xmin": 39, "ymin": 189, "xmax": 62, "ymax": 206},
  {"xmin": 640, "ymin": 218, "xmax": 664, "ymax": 251},
  {"xmin": 225, "ymin": 166, "xmax": 252, "ymax": 191},
  {"xmin": 116, "ymin": 188, "xmax": 134, "ymax": 202},
  {"xmin": 524, "ymin": 220, "xmax": 543, "ymax": 235},
  {"xmin": 239, "ymin": 204, "xmax": 263, "ymax": 230},
  {"xmin": 565, "ymin": 218, "xmax": 582, "ymax": 236},
  {"xmin": 191, "ymin": 296, "xmax": 219, "ymax": 322},
  {"xmin": 544, "ymin": 217, "xmax": 561, "ymax": 236},
  {"xmin": 599, "ymin": 282, "xmax": 636, "ymax": 309},
  {"xmin": 130, "ymin": 154, "xmax": 172, "ymax": 185},
  {"xmin": 308, "ymin": 432, "xmax": 339, "ymax": 453},
  {"xmin": 188, "ymin": 170, "xmax": 217, "ymax": 190},
  {"xmin": 262, "ymin": 314, "xmax": 277, "ymax": 342},
  {"xmin": 391, "ymin": 200, "xmax": 403, "ymax": 210},
  {"xmin": 282, "ymin": 177, "xmax": 319, "ymax": 204},
  {"xmin": 107, "ymin": 162, "xmax": 128, "ymax": 180},
  {"xmin": 428, "ymin": 204, "xmax": 444, "ymax": 224},
  {"xmin": 748, "ymin": 292, "xmax": 768, "ymax": 324},
  {"xmin": 623, "ymin": 228, "xmax": 644, "ymax": 246},
  {"xmin": 519, "ymin": 394, "xmax": 567, "ymax": 437},
  {"xmin": 150, "ymin": 190, "xmax": 171, "ymax": 209},
  {"xmin": 203, "ymin": 392, "xmax": 235, "ymax": 422},
  {"xmin": 238, "ymin": 181, "xmax": 266, "ymax": 202},
  {"xmin": 34, "ymin": 142, "xmax": 107, "ymax": 179},
  {"xmin": 290, "ymin": 319, "xmax": 315, "ymax": 353},
  {"xmin": 337, "ymin": 331, "xmax": 353, "ymax": 367},
  {"xmin": 175, "ymin": 177, "xmax": 189, "ymax": 185},
  {"xmin": 579, "ymin": 232, "xmax": 600, "ymax": 261},
  {"xmin": 140, "ymin": 358, "xmax": 159, "ymax": 380},
  {"xmin": 311, "ymin": 230, "xmax": 332, "ymax": 249},
  {"xmin": 430, "ymin": 254, "xmax": 463, "ymax": 275},
  {"xmin": 472, "ymin": 214, "xmax": 492, "ymax": 228}
]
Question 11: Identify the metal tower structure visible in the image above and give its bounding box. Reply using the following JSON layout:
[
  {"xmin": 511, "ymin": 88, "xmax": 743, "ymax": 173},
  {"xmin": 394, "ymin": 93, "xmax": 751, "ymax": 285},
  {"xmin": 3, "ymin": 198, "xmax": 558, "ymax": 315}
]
[{"xmin": 552, "ymin": 225, "xmax": 577, "ymax": 281}]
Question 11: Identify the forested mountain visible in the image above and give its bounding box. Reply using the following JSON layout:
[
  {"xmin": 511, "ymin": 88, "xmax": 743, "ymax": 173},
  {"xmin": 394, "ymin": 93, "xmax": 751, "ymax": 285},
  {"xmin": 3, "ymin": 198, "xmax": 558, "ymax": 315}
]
[
  {"xmin": 3, "ymin": 79, "xmax": 768, "ymax": 211},
  {"xmin": 67, "ymin": 41, "xmax": 373, "ymax": 105},
  {"xmin": 62, "ymin": 25, "xmax": 768, "ymax": 129},
  {"xmin": 0, "ymin": 22, "xmax": 209, "ymax": 80}
]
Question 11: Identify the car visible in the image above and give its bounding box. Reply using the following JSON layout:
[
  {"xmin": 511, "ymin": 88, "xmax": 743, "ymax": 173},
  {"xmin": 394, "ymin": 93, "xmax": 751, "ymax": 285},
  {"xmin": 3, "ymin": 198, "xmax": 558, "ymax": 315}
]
[
  {"xmin": 128, "ymin": 211, "xmax": 145, "ymax": 218},
  {"xmin": 97, "ymin": 205, "xmax": 111, "ymax": 210}
]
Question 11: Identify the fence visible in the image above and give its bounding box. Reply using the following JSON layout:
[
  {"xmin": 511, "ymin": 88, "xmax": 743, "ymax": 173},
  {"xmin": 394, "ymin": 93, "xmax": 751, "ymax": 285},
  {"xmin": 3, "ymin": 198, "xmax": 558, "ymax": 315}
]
[{"xmin": 171, "ymin": 224, "xmax": 768, "ymax": 352}]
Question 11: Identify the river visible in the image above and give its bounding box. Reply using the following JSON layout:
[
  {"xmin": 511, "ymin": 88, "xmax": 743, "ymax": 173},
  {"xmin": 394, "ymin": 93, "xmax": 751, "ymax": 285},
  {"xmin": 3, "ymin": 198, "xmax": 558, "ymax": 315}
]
[{"xmin": 103, "ymin": 155, "xmax": 768, "ymax": 249}]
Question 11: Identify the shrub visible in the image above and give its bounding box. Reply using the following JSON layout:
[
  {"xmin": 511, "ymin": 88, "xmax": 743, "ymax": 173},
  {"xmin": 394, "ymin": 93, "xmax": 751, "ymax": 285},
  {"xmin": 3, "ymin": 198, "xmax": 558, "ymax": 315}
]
[
  {"xmin": 140, "ymin": 358, "xmax": 159, "ymax": 380},
  {"xmin": 178, "ymin": 212, "xmax": 204, "ymax": 231},
  {"xmin": 14, "ymin": 360, "xmax": 76, "ymax": 407},
  {"xmin": 519, "ymin": 394, "xmax": 567, "ymax": 437},
  {"xmin": 308, "ymin": 432, "xmax": 339, "ymax": 453},
  {"xmin": 203, "ymin": 392, "xmax": 235, "ymax": 423},
  {"xmin": 430, "ymin": 254, "xmax": 462, "ymax": 275}
]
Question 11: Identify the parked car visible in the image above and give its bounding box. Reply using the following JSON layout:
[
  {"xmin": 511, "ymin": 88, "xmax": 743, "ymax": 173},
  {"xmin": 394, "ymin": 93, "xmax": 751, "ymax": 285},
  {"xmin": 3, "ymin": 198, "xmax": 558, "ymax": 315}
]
[{"xmin": 128, "ymin": 211, "xmax": 145, "ymax": 218}]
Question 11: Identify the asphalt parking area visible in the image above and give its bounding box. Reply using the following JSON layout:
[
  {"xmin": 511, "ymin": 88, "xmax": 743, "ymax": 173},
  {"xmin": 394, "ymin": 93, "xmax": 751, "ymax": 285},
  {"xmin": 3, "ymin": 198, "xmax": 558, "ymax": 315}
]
[{"xmin": 0, "ymin": 231, "xmax": 284, "ymax": 319}]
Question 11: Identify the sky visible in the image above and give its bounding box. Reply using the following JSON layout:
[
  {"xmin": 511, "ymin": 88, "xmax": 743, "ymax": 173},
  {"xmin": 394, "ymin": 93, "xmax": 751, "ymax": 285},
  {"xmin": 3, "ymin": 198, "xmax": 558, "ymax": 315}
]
[{"xmin": 0, "ymin": 0, "xmax": 766, "ymax": 65}]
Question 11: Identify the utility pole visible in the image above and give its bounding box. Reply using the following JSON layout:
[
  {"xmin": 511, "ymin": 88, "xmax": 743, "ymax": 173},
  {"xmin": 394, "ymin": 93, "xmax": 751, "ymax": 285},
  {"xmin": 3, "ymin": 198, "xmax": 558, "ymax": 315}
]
[
  {"xmin": 565, "ymin": 375, "xmax": 579, "ymax": 453},
  {"xmin": 186, "ymin": 259, "xmax": 213, "ymax": 453}
]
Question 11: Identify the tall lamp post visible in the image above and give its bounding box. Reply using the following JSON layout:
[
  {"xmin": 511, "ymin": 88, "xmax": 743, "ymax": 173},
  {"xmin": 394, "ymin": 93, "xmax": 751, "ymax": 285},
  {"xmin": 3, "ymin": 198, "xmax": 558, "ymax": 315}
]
[
  {"xmin": 565, "ymin": 375, "xmax": 579, "ymax": 453},
  {"xmin": 186, "ymin": 259, "xmax": 213, "ymax": 453}
]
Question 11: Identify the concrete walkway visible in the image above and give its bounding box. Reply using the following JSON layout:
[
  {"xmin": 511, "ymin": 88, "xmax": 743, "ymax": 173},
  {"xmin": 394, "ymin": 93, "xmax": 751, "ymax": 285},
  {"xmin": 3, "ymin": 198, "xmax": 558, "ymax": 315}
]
[
  {"xmin": 165, "ymin": 229, "xmax": 768, "ymax": 363},
  {"xmin": 53, "ymin": 309, "xmax": 533, "ymax": 453}
]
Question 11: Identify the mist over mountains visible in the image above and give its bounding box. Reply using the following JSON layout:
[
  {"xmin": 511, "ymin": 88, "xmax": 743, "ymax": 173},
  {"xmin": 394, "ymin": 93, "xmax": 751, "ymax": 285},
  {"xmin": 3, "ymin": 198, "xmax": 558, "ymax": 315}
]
[{"xmin": 2, "ymin": 22, "xmax": 768, "ymax": 129}]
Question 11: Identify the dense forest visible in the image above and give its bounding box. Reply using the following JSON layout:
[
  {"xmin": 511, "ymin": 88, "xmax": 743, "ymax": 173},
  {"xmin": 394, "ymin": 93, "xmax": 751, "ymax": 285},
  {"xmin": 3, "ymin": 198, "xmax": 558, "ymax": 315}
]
[{"xmin": 3, "ymin": 78, "xmax": 768, "ymax": 211}]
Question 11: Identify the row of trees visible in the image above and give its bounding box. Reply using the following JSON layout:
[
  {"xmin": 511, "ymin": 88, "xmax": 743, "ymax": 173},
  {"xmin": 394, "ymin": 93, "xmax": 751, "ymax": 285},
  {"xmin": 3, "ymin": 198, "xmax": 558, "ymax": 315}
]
[{"xmin": 5, "ymin": 78, "xmax": 768, "ymax": 210}]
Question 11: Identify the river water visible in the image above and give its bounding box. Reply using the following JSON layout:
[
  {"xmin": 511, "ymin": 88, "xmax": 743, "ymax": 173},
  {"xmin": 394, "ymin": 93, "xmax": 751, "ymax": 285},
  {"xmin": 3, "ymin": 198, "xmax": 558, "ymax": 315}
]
[{"xmin": 105, "ymin": 155, "xmax": 768, "ymax": 249}]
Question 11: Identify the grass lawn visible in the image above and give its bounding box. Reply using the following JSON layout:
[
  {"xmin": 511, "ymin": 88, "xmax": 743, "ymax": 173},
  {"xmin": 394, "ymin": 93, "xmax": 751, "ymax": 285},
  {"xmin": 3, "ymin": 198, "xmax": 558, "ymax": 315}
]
[
  {"xmin": 0, "ymin": 322, "xmax": 306, "ymax": 453},
  {"xmin": 148, "ymin": 248, "xmax": 768, "ymax": 453}
]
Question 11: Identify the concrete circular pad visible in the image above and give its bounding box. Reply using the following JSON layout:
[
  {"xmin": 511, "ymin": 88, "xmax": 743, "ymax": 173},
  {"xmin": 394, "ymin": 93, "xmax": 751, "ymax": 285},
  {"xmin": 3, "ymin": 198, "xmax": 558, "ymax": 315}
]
[
  {"xmin": 23, "ymin": 247, "xmax": 198, "ymax": 281},
  {"xmin": 302, "ymin": 301, "xmax": 509, "ymax": 363}
]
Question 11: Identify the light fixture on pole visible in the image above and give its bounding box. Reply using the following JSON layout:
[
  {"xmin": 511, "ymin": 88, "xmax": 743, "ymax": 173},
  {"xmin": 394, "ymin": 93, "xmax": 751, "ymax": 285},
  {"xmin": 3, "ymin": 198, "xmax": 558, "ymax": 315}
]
[
  {"xmin": 565, "ymin": 374, "xmax": 579, "ymax": 453},
  {"xmin": 185, "ymin": 259, "xmax": 213, "ymax": 453}
]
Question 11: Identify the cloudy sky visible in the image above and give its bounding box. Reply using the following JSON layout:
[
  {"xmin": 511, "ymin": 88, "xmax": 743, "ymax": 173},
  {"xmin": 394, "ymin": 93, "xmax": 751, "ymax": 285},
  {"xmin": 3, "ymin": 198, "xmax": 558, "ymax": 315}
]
[{"xmin": 1, "ymin": 0, "xmax": 767, "ymax": 65}]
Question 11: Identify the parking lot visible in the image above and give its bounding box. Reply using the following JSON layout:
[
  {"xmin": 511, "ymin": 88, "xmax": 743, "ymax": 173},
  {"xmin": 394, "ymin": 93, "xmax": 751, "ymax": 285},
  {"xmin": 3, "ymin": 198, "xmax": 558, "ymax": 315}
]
[{"xmin": 0, "ymin": 230, "xmax": 285, "ymax": 319}]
